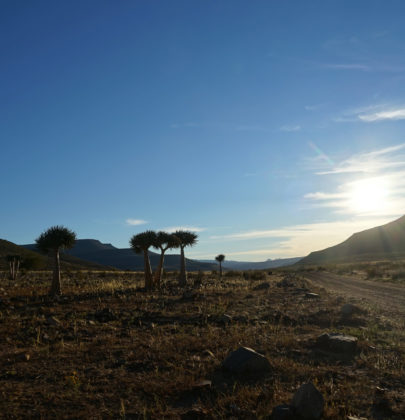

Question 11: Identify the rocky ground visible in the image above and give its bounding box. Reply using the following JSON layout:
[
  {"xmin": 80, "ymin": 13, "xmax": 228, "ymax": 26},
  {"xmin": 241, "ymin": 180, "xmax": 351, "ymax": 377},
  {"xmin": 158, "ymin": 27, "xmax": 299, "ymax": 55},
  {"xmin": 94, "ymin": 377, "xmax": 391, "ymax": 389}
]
[{"xmin": 0, "ymin": 270, "xmax": 404, "ymax": 419}]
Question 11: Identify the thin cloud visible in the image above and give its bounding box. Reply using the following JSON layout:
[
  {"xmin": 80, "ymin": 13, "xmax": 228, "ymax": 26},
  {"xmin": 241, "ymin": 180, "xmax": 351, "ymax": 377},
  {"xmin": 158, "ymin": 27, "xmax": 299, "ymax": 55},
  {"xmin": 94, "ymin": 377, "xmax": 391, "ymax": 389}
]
[
  {"xmin": 164, "ymin": 226, "xmax": 206, "ymax": 233},
  {"xmin": 316, "ymin": 143, "xmax": 405, "ymax": 175},
  {"xmin": 324, "ymin": 63, "xmax": 370, "ymax": 71},
  {"xmin": 126, "ymin": 219, "xmax": 148, "ymax": 226},
  {"xmin": 280, "ymin": 125, "xmax": 301, "ymax": 132},
  {"xmin": 209, "ymin": 217, "xmax": 394, "ymax": 258},
  {"xmin": 306, "ymin": 144, "xmax": 405, "ymax": 218},
  {"xmin": 359, "ymin": 108, "xmax": 405, "ymax": 122},
  {"xmin": 336, "ymin": 104, "xmax": 405, "ymax": 123}
]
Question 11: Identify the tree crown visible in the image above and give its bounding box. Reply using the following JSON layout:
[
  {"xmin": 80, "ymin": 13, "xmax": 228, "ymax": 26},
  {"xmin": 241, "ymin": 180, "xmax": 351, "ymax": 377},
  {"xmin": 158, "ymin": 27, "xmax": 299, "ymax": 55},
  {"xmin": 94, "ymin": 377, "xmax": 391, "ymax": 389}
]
[
  {"xmin": 35, "ymin": 226, "xmax": 76, "ymax": 253},
  {"xmin": 215, "ymin": 254, "xmax": 225, "ymax": 262},
  {"xmin": 173, "ymin": 230, "xmax": 198, "ymax": 248},
  {"xmin": 130, "ymin": 230, "xmax": 158, "ymax": 254},
  {"xmin": 153, "ymin": 231, "xmax": 180, "ymax": 251}
]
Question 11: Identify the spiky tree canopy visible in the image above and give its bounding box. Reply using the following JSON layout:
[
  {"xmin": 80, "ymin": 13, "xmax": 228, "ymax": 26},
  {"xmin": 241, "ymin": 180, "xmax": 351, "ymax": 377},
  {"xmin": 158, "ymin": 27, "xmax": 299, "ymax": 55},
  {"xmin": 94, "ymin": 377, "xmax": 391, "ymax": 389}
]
[
  {"xmin": 153, "ymin": 231, "xmax": 180, "ymax": 251},
  {"xmin": 173, "ymin": 230, "xmax": 198, "ymax": 249},
  {"xmin": 35, "ymin": 226, "xmax": 76, "ymax": 253},
  {"xmin": 215, "ymin": 254, "xmax": 225, "ymax": 263},
  {"xmin": 6, "ymin": 254, "xmax": 21, "ymax": 262},
  {"xmin": 130, "ymin": 230, "xmax": 158, "ymax": 254}
]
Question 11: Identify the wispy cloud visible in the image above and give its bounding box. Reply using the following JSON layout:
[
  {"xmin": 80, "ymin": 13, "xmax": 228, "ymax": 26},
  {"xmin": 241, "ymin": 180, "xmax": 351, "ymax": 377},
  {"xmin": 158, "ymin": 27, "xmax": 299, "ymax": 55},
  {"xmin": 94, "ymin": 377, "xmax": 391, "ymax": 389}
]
[
  {"xmin": 280, "ymin": 125, "xmax": 301, "ymax": 132},
  {"xmin": 306, "ymin": 144, "xmax": 405, "ymax": 218},
  {"xmin": 126, "ymin": 219, "xmax": 148, "ymax": 226},
  {"xmin": 335, "ymin": 104, "xmax": 405, "ymax": 123},
  {"xmin": 316, "ymin": 143, "xmax": 405, "ymax": 175},
  {"xmin": 358, "ymin": 108, "xmax": 405, "ymax": 122},
  {"xmin": 304, "ymin": 104, "xmax": 325, "ymax": 111},
  {"xmin": 164, "ymin": 226, "xmax": 206, "ymax": 233},
  {"xmin": 324, "ymin": 63, "xmax": 370, "ymax": 71},
  {"xmin": 209, "ymin": 217, "xmax": 393, "ymax": 258}
]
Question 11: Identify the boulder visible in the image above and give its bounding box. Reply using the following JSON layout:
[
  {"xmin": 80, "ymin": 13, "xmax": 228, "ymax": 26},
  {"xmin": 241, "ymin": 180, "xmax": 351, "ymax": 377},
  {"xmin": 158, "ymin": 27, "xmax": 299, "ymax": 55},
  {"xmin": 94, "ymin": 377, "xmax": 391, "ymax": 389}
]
[
  {"xmin": 253, "ymin": 282, "xmax": 270, "ymax": 290},
  {"xmin": 270, "ymin": 404, "xmax": 295, "ymax": 420},
  {"xmin": 291, "ymin": 382, "xmax": 324, "ymax": 419},
  {"xmin": 316, "ymin": 332, "xmax": 358, "ymax": 355},
  {"xmin": 341, "ymin": 303, "xmax": 361, "ymax": 317},
  {"xmin": 305, "ymin": 293, "xmax": 320, "ymax": 299},
  {"xmin": 222, "ymin": 347, "xmax": 271, "ymax": 375},
  {"xmin": 217, "ymin": 314, "xmax": 232, "ymax": 325}
]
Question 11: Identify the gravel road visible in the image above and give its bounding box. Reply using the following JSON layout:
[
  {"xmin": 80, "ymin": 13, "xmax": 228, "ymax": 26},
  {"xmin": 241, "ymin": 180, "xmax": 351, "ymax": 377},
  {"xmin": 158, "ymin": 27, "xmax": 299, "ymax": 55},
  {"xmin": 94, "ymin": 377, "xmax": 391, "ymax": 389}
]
[{"xmin": 303, "ymin": 271, "xmax": 405, "ymax": 317}]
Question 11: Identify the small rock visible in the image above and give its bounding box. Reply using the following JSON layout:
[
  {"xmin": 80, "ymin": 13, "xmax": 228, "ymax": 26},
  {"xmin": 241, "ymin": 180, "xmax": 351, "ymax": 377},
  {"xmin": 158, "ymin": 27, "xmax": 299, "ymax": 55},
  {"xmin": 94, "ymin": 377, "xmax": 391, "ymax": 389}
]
[
  {"xmin": 16, "ymin": 352, "xmax": 30, "ymax": 362},
  {"xmin": 291, "ymin": 382, "xmax": 324, "ymax": 419},
  {"xmin": 218, "ymin": 314, "xmax": 232, "ymax": 325},
  {"xmin": 316, "ymin": 332, "xmax": 358, "ymax": 355},
  {"xmin": 94, "ymin": 308, "xmax": 116, "ymax": 322},
  {"xmin": 222, "ymin": 346, "xmax": 271, "ymax": 375},
  {"xmin": 270, "ymin": 404, "xmax": 295, "ymax": 420},
  {"xmin": 347, "ymin": 416, "xmax": 368, "ymax": 420},
  {"xmin": 46, "ymin": 316, "xmax": 61, "ymax": 326},
  {"xmin": 305, "ymin": 293, "xmax": 320, "ymax": 299},
  {"xmin": 202, "ymin": 349, "xmax": 215, "ymax": 358},
  {"xmin": 233, "ymin": 315, "xmax": 248, "ymax": 323},
  {"xmin": 182, "ymin": 290, "xmax": 198, "ymax": 300},
  {"xmin": 181, "ymin": 408, "xmax": 208, "ymax": 419},
  {"xmin": 253, "ymin": 282, "xmax": 270, "ymax": 291},
  {"xmin": 193, "ymin": 379, "xmax": 211, "ymax": 390},
  {"xmin": 341, "ymin": 303, "xmax": 361, "ymax": 317}
]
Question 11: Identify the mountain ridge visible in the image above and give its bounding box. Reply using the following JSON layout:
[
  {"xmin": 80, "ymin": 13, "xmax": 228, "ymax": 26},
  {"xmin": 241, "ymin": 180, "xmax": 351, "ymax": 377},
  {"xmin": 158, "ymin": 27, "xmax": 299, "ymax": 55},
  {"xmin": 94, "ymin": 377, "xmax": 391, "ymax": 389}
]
[
  {"xmin": 299, "ymin": 214, "xmax": 405, "ymax": 265},
  {"xmin": 22, "ymin": 239, "xmax": 216, "ymax": 271}
]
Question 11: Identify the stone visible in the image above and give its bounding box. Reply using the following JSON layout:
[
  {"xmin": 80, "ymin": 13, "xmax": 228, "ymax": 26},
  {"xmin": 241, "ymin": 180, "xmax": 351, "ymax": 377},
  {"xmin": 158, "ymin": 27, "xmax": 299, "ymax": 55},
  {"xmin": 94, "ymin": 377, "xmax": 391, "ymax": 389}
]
[
  {"xmin": 94, "ymin": 308, "xmax": 116, "ymax": 322},
  {"xmin": 270, "ymin": 404, "xmax": 295, "ymax": 420},
  {"xmin": 341, "ymin": 303, "xmax": 361, "ymax": 317},
  {"xmin": 253, "ymin": 282, "xmax": 270, "ymax": 290},
  {"xmin": 316, "ymin": 332, "xmax": 358, "ymax": 355},
  {"xmin": 182, "ymin": 290, "xmax": 198, "ymax": 300},
  {"xmin": 305, "ymin": 293, "xmax": 320, "ymax": 299},
  {"xmin": 347, "ymin": 416, "xmax": 368, "ymax": 420},
  {"xmin": 218, "ymin": 314, "xmax": 232, "ymax": 325},
  {"xmin": 46, "ymin": 316, "xmax": 61, "ymax": 326},
  {"xmin": 222, "ymin": 346, "xmax": 271, "ymax": 375},
  {"xmin": 291, "ymin": 382, "xmax": 324, "ymax": 419}
]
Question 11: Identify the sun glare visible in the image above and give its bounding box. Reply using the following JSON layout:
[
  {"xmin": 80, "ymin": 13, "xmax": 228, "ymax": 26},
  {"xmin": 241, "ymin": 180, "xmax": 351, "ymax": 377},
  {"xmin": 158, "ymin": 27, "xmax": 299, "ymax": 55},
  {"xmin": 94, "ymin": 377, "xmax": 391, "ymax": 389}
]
[{"xmin": 348, "ymin": 178, "xmax": 389, "ymax": 214}]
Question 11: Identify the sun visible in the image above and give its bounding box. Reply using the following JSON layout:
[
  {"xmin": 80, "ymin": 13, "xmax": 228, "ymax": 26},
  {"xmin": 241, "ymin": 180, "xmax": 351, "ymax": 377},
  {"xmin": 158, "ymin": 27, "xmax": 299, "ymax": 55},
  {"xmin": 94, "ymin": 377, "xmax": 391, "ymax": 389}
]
[{"xmin": 348, "ymin": 177, "xmax": 389, "ymax": 214}]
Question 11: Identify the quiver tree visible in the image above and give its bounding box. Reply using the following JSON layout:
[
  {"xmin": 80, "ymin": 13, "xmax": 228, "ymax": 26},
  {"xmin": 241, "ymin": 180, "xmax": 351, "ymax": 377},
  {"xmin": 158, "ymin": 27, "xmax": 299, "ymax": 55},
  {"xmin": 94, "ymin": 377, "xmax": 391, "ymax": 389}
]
[
  {"xmin": 173, "ymin": 230, "xmax": 198, "ymax": 286},
  {"xmin": 215, "ymin": 254, "xmax": 225, "ymax": 279},
  {"xmin": 6, "ymin": 255, "xmax": 21, "ymax": 280},
  {"xmin": 130, "ymin": 230, "xmax": 157, "ymax": 291},
  {"xmin": 35, "ymin": 226, "xmax": 76, "ymax": 296},
  {"xmin": 152, "ymin": 231, "xmax": 180, "ymax": 289}
]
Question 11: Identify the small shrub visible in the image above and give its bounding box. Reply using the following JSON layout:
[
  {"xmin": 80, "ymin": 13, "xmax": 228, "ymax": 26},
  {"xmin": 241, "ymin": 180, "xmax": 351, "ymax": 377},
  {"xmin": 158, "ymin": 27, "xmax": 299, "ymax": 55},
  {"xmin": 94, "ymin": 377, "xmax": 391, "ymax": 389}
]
[{"xmin": 391, "ymin": 270, "xmax": 405, "ymax": 280}]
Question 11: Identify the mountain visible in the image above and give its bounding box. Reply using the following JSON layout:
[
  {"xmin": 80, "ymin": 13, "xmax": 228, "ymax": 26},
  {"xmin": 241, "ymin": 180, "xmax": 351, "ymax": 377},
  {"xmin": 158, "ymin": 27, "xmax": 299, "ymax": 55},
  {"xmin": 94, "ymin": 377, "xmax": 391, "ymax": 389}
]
[
  {"xmin": 1, "ymin": 239, "xmax": 109, "ymax": 270},
  {"xmin": 200, "ymin": 257, "xmax": 302, "ymax": 270},
  {"xmin": 22, "ymin": 239, "xmax": 217, "ymax": 271},
  {"xmin": 299, "ymin": 215, "xmax": 405, "ymax": 265}
]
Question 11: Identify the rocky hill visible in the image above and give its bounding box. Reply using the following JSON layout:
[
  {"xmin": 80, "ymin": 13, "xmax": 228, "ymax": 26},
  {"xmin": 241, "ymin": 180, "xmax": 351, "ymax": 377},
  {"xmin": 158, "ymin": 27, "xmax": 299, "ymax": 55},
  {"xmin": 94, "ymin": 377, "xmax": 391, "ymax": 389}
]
[
  {"xmin": 22, "ymin": 239, "xmax": 216, "ymax": 271},
  {"xmin": 299, "ymin": 215, "xmax": 405, "ymax": 265}
]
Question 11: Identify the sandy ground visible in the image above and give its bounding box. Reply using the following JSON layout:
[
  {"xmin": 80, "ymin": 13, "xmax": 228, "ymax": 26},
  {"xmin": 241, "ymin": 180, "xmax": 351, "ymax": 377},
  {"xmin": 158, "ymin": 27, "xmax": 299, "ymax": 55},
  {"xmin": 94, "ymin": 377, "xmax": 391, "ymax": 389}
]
[{"xmin": 303, "ymin": 271, "xmax": 405, "ymax": 317}]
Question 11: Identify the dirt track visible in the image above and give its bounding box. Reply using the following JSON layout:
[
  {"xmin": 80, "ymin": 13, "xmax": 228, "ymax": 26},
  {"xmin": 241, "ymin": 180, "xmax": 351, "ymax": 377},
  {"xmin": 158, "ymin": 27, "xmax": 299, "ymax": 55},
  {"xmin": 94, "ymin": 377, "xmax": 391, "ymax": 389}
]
[{"xmin": 303, "ymin": 271, "xmax": 405, "ymax": 317}]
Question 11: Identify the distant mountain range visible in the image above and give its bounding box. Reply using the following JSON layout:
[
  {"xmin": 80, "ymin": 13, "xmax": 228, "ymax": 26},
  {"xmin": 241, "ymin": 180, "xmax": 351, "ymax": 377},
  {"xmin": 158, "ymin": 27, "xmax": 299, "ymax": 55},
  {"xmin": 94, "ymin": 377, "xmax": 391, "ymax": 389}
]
[
  {"xmin": 200, "ymin": 257, "xmax": 302, "ymax": 270},
  {"xmin": 22, "ymin": 239, "xmax": 217, "ymax": 272},
  {"xmin": 0, "ymin": 239, "xmax": 109, "ymax": 271},
  {"xmin": 299, "ymin": 215, "xmax": 405, "ymax": 265}
]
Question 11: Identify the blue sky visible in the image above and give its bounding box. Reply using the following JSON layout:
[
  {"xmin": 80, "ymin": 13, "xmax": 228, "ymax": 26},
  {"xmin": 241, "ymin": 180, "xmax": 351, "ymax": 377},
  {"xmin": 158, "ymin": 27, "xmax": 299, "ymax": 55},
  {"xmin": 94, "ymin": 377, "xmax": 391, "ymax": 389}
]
[{"xmin": 2, "ymin": 1, "xmax": 405, "ymax": 260}]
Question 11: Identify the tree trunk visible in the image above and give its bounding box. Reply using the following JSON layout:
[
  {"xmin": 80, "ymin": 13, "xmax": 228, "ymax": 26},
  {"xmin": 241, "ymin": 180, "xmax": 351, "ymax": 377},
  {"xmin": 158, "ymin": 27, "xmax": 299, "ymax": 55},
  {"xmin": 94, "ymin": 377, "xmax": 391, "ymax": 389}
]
[
  {"xmin": 153, "ymin": 251, "xmax": 165, "ymax": 289},
  {"xmin": 219, "ymin": 262, "xmax": 222, "ymax": 279},
  {"xmin": 50, "ymin": 249, "xmax": 61, "ymax": 296},
  {"xmin": 178, "ymin": 246, "xmax": 187, "ymax": 286},
  {"xmin": 9, "ymin": 261, "xmax": 14, "ymax": 280},
  {"xmin": 143, "ymin": 249, "xmax": 153, "ymax": 290}
]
